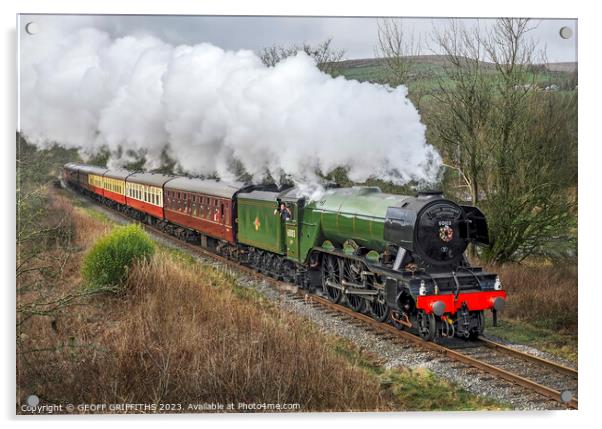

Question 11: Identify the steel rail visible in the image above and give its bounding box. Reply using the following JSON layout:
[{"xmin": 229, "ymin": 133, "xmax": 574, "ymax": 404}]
[
  {"xmin": 306, "ymin": 294, "xmax": 578, "ymax": 410},
  {"xmin": 64, "ymin": 184, "xmax": 578, "ymax": 410},
  {"xmin": 477, "ymin": 337, "xmax": 578, "ymax": 378}
]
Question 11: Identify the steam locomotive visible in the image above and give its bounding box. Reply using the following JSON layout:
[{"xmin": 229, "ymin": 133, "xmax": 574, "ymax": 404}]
[{"xmin": 63, "ymin": 163, "xmax": 506, "ymax": 341}]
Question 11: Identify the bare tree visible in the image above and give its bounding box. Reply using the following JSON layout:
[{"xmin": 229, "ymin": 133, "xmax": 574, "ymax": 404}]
[
  {"xmin": 376, "ymin": 18, "xmax": 421, "ymax": 85},
  {"xmin": 430, "ymin": 19, "xmax": 577, "ymax": 263},
  {"xmin": 375, "ymin": 18, "xmax": 426, "ymax": 107},
  {"xmin": 430, "ymin": 19, "xmax": 494, "ymax": 207},
  {"xmin": 259, "ymin": 38, "xmax": 345, "ymax": 76}
]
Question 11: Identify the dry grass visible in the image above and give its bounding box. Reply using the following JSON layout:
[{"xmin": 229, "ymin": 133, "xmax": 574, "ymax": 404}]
[
  {"xmin": 17, "ymin": 190, "xmax": 387, "ymax": 412},
  {"xmin": 99, "ymin": 255, "xmax": 385, "ymax": 411},
  {"xmin": 490, "ymin": 262, "xmax": 577, "ymax": 333}
]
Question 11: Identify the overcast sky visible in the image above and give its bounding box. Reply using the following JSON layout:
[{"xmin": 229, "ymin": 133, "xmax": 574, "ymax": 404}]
[{"xmin": 20, "ymin": 14, "xmax": 577, "ymax": 62}]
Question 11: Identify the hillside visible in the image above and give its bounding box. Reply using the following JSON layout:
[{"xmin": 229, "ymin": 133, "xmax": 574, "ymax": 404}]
[{"xmin": 336, "ymin": 55, "xmax": 577, "ymax": 89}]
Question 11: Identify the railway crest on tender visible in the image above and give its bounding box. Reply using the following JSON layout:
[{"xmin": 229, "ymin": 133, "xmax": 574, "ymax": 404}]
[{"xmin": 254, "ymin": 216, "xmax": 261, "ymax": 231}]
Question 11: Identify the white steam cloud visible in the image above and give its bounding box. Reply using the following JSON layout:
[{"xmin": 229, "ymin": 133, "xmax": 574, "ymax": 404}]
[{"xmin": 20, "ymin": 24, "xmax": 440, "ymax": 188}]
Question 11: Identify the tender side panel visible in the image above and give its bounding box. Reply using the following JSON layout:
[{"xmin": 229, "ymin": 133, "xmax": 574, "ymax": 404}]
[
  {"xmin": 237, "ymin": 198, "xmax": 284, "ymax": 254},
  {"xmin": 164, "ymin": 189, "xmax": 235, "ymax": 243}
]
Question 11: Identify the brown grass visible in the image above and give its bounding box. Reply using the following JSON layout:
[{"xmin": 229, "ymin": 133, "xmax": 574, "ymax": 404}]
[
  {"xmin": 17, "ymin": 190, "xmax": 387, "ymax": 413},
  {"xmin": 488, "ymin": 262, "xmax": 577, "ymax": 332}
]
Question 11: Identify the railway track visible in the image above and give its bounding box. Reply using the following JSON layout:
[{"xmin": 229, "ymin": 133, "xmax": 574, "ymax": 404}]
[
  {"xmin": 66, "ymin": 185, "xmax": 579, "ymax": 410},
  {"xmin": 302, "ymin": 295, "xmax": 578, "ymax": 409}
]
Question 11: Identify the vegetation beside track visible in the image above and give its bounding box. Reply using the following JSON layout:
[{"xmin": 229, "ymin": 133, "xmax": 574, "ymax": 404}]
[
  {"xmin": 483, "ymin": 262, "xmax": 578, "ymax": 362},
  {"xmin": 334, "ymin": 339, "xmax": 506, "ymax": 411}
]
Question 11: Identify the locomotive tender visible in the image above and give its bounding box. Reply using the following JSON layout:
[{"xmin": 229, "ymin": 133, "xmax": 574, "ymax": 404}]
[{"xmin": 63, "ymin": 163, "xmax": 506, "ymax": 341}]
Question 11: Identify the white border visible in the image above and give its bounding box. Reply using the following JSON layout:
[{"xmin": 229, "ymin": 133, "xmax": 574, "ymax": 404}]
[{"xmin": 3, "ymin": 1, "xmax": 598, "ymax": 428}]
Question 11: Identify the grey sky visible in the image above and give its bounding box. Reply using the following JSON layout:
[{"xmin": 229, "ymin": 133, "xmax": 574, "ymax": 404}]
[{"xmin": 21, "ymin": 14, "xmax": 577, "ymax": 63}]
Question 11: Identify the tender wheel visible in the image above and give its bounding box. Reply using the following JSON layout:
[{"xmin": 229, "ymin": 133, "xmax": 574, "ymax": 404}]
[
  {"xmin": 370, "ymin": 298, "xmax": 390, "ymax": 322},
  {"xmin": 416, "ymin": 311, "xmax": 436, "ymax": 341},
  {"xmin": 259, "ymin": 252, "xmax": 270, "ymax": 274},
  {"xmin": 251, "ymin": 251, "xmax": 262, "ymax": 271},
  {"xmin": 321, "ymin": 255, "xmax": 342, "ymax": 303}
]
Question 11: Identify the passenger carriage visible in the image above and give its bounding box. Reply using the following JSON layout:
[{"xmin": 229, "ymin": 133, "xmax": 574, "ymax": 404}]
[
  {"xmin": 63, "ymin": 162, "xmax": 80, "ymax": 185},
  {"xmin": 124, "ymin": 172, "xmax": 173, "ymax": 219},
  {"xmin": 102, "ymin": 169, "xmax": 131, "ymax": 205},
  {"xmin": 78, "ymin": 165, "xmax": 109, "ymax": 197},
  {"xmin": 163, "ymin": 177, "xmax": 243, "ymax": 244}
]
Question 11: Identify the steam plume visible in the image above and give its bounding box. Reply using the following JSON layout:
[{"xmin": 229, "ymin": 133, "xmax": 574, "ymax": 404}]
[{"xmin": 20, "ymin": 24, "xmax": 440, "ymax": 188}]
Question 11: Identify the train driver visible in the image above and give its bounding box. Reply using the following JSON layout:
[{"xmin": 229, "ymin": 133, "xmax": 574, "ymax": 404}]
[{"xmin": 274, "ymin": 201, "xmax": 292, "ymax": 221}]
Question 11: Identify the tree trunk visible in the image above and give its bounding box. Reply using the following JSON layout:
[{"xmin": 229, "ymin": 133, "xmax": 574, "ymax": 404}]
[{"xmin": 468, "ymin": 180, "xmax": 479, "ymax": 260}]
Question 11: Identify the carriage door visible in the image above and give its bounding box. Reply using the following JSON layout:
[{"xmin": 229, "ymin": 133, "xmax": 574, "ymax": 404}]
[{"xmin": 285, "ymin": 202, "xmax": 299, "ymax": 260}]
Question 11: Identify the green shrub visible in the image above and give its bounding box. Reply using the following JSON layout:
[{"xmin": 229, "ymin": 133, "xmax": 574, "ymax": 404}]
[{"xmin": 82, "ymin": 224, "xmax": 155, "ymax": 292}]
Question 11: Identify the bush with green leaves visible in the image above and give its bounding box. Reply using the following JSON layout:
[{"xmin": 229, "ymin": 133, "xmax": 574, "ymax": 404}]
[{"xmin": 82, "ymin": 224, "xmax": 155, "ymax": 292}]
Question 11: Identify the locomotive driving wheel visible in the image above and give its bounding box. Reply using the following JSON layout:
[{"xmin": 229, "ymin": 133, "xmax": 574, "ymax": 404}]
[
  {"xmin": 416, "ymin": 311, "xmax": 437, "ymax": 341},
  {"xmin": 322, "ymin": 255, "xmax": 342, "ymax": 303},
  {"xmin": 370, "ymin": 297, "xmax": 389, "ymax": 322},
  {"xmin": 347, "ymin": 294, "xmax": 365, "ymax": 312},
  {"xmin": 344, "ymin": 260, "xmax": 365, "ymax": 312}
]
